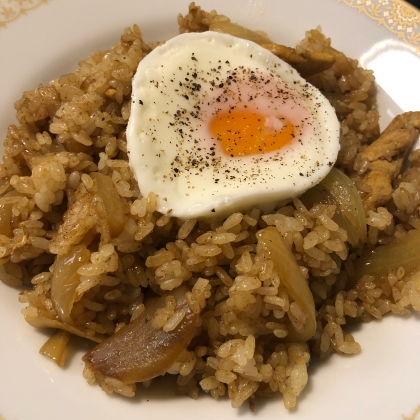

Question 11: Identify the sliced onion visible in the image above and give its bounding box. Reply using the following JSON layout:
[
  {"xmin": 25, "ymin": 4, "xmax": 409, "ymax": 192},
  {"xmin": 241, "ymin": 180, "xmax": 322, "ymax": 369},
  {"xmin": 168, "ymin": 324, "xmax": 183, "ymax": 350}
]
[
  {"xmin": 257, "ymin": 227, "xmax": 316, "ymax": 342},
  {"xmin": 300, "ymin": 168, "xmax": 367, "ymax": 247},
  {"xmin": 209, "ymin": 21, "xmax": 271, "ymax": 45},
  {"xmin": 0, "ymin": 202, "xmax": 13, "ymax": 237},
  {"xmin": 90, "ymin": 172, "xmax": 125, "ymax": 238},
  {"xmin": 23, "ymin": 312, "xmax": 103, "ymax": 343},
  {"xmin": 51, "ymin": 244, "xmax": 90, "ymax": 324},
  {"xmin": 83, "ymin": 284, "xmax": 198, "ymax": 384},
  {"xmin": 0, "ymin": 192, "xmax": 24, "ymax": 237},
  {"xmin": 39, "ymin": 330, "xmax": 71, "ymax": 367},
  {"xmin": 349, "ymin": 228, "xmax": 420, "ymax": 286}
]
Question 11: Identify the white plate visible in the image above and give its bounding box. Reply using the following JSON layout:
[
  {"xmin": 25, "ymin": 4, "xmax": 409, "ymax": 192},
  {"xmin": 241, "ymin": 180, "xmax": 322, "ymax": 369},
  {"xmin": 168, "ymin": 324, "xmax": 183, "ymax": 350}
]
[{"xmin": 1, "ymin": 1, "xmax": 420, "ymax": 419}]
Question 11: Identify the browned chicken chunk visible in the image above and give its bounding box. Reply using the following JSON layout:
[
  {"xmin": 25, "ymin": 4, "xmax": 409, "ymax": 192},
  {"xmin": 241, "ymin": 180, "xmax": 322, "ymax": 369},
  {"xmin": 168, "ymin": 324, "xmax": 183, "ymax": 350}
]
[{"xmin": 354, "ymin": 111, "xmax": 420, "ymax": 212}]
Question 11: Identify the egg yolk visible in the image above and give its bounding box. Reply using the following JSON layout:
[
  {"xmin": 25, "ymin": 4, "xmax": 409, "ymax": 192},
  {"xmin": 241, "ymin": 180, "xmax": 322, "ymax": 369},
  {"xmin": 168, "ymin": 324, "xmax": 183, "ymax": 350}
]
[{"xmin": 210, "ymin": 110, "xmax": 295, "ymax": 157}]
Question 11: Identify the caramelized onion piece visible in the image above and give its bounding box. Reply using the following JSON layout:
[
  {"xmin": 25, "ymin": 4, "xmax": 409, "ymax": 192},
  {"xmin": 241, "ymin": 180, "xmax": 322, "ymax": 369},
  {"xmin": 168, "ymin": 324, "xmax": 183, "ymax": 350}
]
[
  {"xmin": 90, "ymin": 172, "xmax": 125, "ymax": 238},
  {"xmin": 323, "ymin": 45, "xmax": 355, "ymax": 76},
  {"xmin": 349, "ymin": 228, "xmax": 420, "ymax": 287},
  {"xmin": 39, "ymin": 330, "xmax": 71, "ymax": 367},
  {"xmin": 209, "ymin": 21, "xmax": 271, "ymax": 44},
  {"xmin": 257, "ymin": 227, "xmax": 316, "ymax": 341},
  {"xmin": 0, "ymin": 192, "xmax": 25, "ymax": 237},
  {"xmin": 83, "ymin": 284, "xmax": 198, "ymax": 384},
  {"xmin": 51, "ymin": 244, "xmax": 90, "ymax": 324},
  {"xmin": 261, "ymin": 45, "xmax": 335, "ymax": 78},
  {"xmin": 293, "ymin": 50, "xmax": 336, "ymax": 78},
  {"xmin": 23, "ymin": 312, "xmax": 103, "ymax": 343},
  {"xmin": 300, "ymin": 168, "xmax": 366, "ymax": 247},
  {"xmin": 0, "ymin": 202, "xmax": 13, "ymax": 237}
]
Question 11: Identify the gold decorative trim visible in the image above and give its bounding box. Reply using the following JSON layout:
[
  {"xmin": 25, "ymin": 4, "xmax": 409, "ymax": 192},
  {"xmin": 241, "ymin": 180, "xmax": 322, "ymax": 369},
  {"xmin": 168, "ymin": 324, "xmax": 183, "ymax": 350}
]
[
  {"xmin": 403, "ymin": 405, "xmax": 420, "ymax": 420},
  {"xmin": 337, "ymin": 0, "xmax": 420, "ymax": 52},
  {"xmin": 0, "ymin": 0, "xmax": 48, "ymax": 28},
  {"xmin": 2, "ymin": 0, "xmax": 419, "ymax": 53}
]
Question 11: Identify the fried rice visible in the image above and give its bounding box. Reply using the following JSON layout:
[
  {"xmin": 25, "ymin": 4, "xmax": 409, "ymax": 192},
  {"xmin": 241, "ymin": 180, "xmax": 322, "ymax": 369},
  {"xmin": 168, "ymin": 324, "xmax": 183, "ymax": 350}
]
[{"xmin": 1, "ymin": 2, "xmax": 420, "ymax": 411}]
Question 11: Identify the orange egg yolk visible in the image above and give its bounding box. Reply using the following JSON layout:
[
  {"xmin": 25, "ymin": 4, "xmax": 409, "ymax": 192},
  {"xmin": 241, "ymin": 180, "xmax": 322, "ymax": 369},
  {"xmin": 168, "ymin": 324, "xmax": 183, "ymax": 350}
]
[{"xmin": 210, "ymin": 110, "xmax": 295, "ymax": 157}]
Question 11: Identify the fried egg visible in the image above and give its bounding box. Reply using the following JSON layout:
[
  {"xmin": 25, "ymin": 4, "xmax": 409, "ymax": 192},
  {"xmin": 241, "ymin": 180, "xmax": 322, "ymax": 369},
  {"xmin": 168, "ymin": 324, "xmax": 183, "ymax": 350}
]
[{"xmin": 127, "ymin": 31, "xmax": 340, "ymax": 218}]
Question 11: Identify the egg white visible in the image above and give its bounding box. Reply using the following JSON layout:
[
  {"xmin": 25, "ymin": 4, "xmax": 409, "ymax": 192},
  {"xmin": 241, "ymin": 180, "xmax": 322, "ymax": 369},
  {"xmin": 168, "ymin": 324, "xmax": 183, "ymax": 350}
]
[{"xmin": 127, "ymin": 31, "xmax": 340, "ymax": 218}]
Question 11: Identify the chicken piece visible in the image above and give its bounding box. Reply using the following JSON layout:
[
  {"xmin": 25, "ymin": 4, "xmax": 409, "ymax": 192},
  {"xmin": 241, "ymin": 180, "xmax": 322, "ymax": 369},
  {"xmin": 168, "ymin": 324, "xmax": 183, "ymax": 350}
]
[
  {"xmin": 382, "ymin": 112, "xmax": 420, "ymax": 135},
  {"xmin": 399, "ymin": 149, "xmax": 420, "ymax": 185},
  {"xmin": 358, "ymin": 125, "xmax": 417, "ymax": 163},
  {"xmin": 180, "ymin": 4, "xmax": 336, "ymax": 78},
  {"xmin": 359, "ymin": 159, "xmax": 404, "ymax": 212},
  {"xmin": 355, "ymin": 111, "xmax": 420, "ymax": 212}
]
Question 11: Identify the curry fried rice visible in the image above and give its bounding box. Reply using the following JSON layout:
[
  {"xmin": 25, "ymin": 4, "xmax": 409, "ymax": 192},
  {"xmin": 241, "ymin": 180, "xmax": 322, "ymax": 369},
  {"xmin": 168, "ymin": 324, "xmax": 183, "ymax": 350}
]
[{"xmin": 1, "ymin": 3, "xmax": 420, "ymax": 411}]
